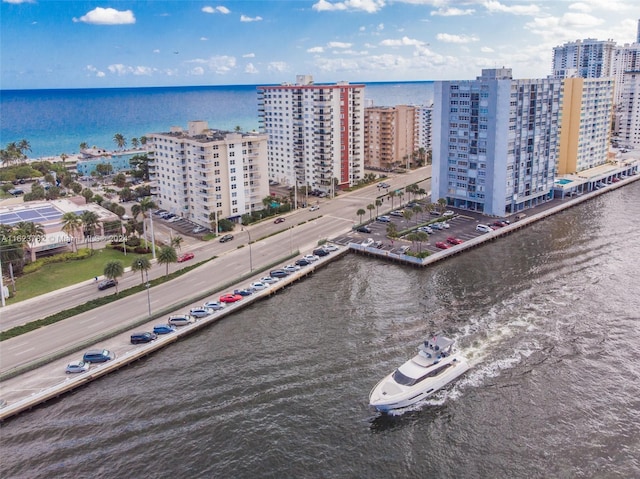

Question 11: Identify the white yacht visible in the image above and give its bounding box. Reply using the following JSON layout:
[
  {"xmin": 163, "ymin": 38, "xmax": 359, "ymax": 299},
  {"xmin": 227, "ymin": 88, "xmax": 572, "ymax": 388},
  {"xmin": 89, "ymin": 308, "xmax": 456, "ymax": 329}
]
[{"xmin": 369, "ymin": 335, "xmax": 470, "ymax": 413}]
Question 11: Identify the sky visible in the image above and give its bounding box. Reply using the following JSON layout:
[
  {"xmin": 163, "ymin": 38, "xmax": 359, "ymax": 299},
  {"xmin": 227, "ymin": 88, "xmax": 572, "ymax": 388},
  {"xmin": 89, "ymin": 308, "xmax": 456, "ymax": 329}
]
[{"xmin": 1, "ymin": 0, "xmax": 639, "ymax": 89}]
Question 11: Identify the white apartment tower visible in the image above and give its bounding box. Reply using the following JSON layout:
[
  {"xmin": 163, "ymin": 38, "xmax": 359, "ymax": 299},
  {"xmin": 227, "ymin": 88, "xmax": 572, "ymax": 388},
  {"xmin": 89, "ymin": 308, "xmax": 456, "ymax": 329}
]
[
  {"xmin": 432, "ymin": 68, "xmax": 562, "ymax": 217},
  {"xmin": 416, "ymin": 103, "xmax": 433, "ymax": 152},
  {"xmin": 618, "ymin": 71, "xmax": 640, "ymax": 148},
  {"xmin": 552, "ymin": 39, "xmax": 616, "ymax": 79},
  {"xmin": 149, "ymin": 121, "xmax": 269, "ymax": 227},
  {"xmin": 612, "ymin": 42, "xmax": 640, "ymax": 106},
  {"xmin": 257, "ymin": 75, "xmax": 365, "ymax": 193}
]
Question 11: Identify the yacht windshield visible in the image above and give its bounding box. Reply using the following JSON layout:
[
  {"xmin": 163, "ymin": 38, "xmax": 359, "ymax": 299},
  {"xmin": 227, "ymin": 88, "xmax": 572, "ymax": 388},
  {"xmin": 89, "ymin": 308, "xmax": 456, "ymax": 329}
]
[{"xmin": 393, "ymin": 363, "xmax": 453, "ymax": 387}]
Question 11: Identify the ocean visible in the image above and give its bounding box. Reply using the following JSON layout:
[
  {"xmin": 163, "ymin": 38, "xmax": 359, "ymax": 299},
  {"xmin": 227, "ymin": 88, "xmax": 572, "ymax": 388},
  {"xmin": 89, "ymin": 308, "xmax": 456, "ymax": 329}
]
[{"xmin": 0, "ymin": 82, "xmax": 434, "ymax": 160}]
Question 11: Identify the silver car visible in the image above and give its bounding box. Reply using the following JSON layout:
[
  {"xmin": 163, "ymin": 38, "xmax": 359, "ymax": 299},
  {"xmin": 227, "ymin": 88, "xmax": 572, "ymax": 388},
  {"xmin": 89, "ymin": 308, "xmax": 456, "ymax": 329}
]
[
  {"xmin": 65, "ymin": 360, "xmax": 90, "ymax": 374},
  {"xmin": 189, "ymin": 307, "xmax": 213, "ymax": 318},
  {"xmin": 168, "ymin": 315, "xmax": 194, "ymax": 326}
]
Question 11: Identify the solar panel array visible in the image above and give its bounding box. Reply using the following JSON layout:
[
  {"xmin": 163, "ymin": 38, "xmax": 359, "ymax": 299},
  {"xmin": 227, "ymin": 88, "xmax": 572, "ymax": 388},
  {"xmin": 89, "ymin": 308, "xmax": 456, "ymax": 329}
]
[{"xmin": 0, "ymin": 205, "xmax": 63, "ymax": 226}]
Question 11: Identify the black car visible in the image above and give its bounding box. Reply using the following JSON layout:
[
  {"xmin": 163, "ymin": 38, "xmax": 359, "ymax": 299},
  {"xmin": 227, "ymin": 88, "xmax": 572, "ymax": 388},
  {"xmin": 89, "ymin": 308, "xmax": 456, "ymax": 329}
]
[
  {"xmin": 295, "ymin": 258, "xmax": 310, "ymax": 266},
  {"xmin": 356, "ymin": 226, "xmax": 371, "ymax": 233},
  {"xmin": 98, "ymin": 279, "xmax": 117, "ymax": 290},
  {"xmin": 219, "ymin": 234, "xmax": 234, "ymax": 243},
  {"xmin": 313, "ymin": 248, "xmax": 330, "ymax": 257},
  {"xmin": 270, "ymin": 269, "xmax": 289, "ymax": 278},
  {"xmin": 130, "ymin": 332, "xmax": 157, "ymax": 344}
]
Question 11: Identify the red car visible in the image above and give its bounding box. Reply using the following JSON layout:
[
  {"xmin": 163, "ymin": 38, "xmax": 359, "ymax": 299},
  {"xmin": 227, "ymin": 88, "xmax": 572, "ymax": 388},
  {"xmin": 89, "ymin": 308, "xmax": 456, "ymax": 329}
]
[
  {"xmin": 177, "ymin": 252, "xmax": 195, "ymax": 263},
  {"xmin": 447, "ymin": 237, "xmax": 464, "ymax": 245},
  {"xmin": 492, "ymin": 220, "xmax": 508, "ymax": 228},
  {"xmin": 274, "ymin": 217, "xmax": 285, "ymax": 224},
  {"xmin": 219, "ymin": 293, "xmax": 243, "ymax": 303},
  {"xmin": 435, "ymin": 241, "xmax": 450, "ymax": 249}
]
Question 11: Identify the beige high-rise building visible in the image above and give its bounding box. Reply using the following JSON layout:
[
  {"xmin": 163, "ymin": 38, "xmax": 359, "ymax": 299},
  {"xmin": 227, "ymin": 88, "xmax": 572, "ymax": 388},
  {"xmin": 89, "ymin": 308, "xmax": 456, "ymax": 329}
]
[
  {"xmin": 364, "ymin": 105, "xmax": 417, "ymax": 170},
  {"xmin": 557, "ymin": 78, "xmax": 614, "ymax": 175},
  {"xmin": 257, "ymin": 75, "xmax": 365, "ymax": 194},
  {"xmin": 149, "ymin": 121, "xmax": 269, "ymax": 227}
]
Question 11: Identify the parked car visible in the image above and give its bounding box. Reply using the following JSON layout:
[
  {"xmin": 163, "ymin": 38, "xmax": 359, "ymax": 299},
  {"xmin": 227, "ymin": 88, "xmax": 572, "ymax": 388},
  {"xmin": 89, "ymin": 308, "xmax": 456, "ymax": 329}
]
[
  {"xmin": 361, "ymin": 238, "xmax": 375, "ymax": 247},
  {"xmin": 168, "ymin": 314, "xmax": 194, "ymax": 326},
  {"xmin": 476, "ymin": 224, "xmax": 493, "ymax": 233},
  {"xmin": 269, "ymin": 269, "xmax": 289, "ymax": 278},
  {"xmin": 177, "ymin": 252, "xmax": 195, "ymax": 263},
  {"xmin": 203, "ymin": 300, "xmax": 225, "ymax": 310},
  {"xmin": 189, "ymin": 307, "xmax": 213, "ymax": 318},
  {"xmin": 441, "ymin": 222, "xmax": 450, "ymax": 229},
  {"xmin": 443, "ymin": 210, "xmax": 455, "ymax": 217},
  {"xmin": 233, "ymin": 289, "xmax": 253, "ymax": 296},
  {"xmin": 219, "ymin": 234, "xmax": 234, "ymax": 243},
  {"xmin": 295, "ymin": 258, "xmax": 311, "ymax": 267},
  {"xmin": 430, "ymin": 222, "xmax": 443, "ymax": 230},
  {"xmin": 435, "ymin": 241, "xmax": 450, "ymax": 249},
  {"xmin": 97, "ymin": 279, "xmax": 117, "ymax": 291},
  {"xmin": 249, "ymin": 281, "xmax": 268, "ymax": 291},
  {"xmin": 430, "ymin": 211, "xmax": 441, "ymax": 216},
  {"xmin": 390, "ymin": 210, "xmax": 404, "ymax": 217},
  {"xmin": 65, "ymin": 361, "xmax": 90, "ymax": 374},
  {"xmin": 418, "ymin": 226, "xmax": 433, "ymax": 234},
  {"xmin": 274, "ymin": 217, "xmax": 286, "ymax": 224},
  {"xmin": 447, "ymin": 237, "xmax": 464, "ymax": 245},
  {"xmin": 260, "ymin": 276, "xmax": 279, "ymax": 284},
  {"xmin": 220, "ymin": 293, "xmax": 243, "ymax": 302},
  {"xmin": 309, "ymin": 204, "xmax": 320, "ymax": 212},
  {"xmin": 82, "ymin": 349, "xmax": 115, "ymax": 363},
  {"xmin": 284, "ymin": 264, "xmax": 301, "ymax": 272},
  {"xmin": 153, "ymin": 324, "xmax": 177, "ymax": 335},
  {"xmin": 376, "ymin": 215, "xmax": 391, "ymax": 222},
  {"xmin": 323, "ymin": 244, "xmax": 339, "ymax": 252},
  {"xmin": 130, "ymin": 332, "xmax": 158, "ymax": 344},
  {"xmin": 398, "ymin": 245, "xmax": 410, "ymax": 254},
  {"xmin": 192, "ymin": 226, "xmax": 207, "ymax": 234},
  {"xmin": 313, "ymin": 247, "xmax": 330, "ymax": 257},
  {"xmin": 303, "ymin": 254, "xmax": 320, "ymax": 262},
  {"xmin": 492, "ymin": 220, "xmax": 509, "ymax": 228},
  {"xmin": 356, "ymin": 226, "xmax": 371, "ymax": 233}
]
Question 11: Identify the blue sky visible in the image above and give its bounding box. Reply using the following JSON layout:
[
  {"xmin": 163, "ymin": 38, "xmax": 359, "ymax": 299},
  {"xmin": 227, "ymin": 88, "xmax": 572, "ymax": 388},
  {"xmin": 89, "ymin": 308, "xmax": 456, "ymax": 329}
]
[{"xmin": 2, "ymin": 0, "xmax": 639, "ymax": 89}]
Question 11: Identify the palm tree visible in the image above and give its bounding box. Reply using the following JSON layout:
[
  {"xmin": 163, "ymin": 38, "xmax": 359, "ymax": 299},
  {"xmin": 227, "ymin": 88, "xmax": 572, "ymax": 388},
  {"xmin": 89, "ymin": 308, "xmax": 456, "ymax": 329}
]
[
  {"xmin": 437, "ymin": 198, "xmax": 447, "ymax": 213},
  {"xmin": 140, "ymin": 136, "xmax": 148, "ymax": 146},
  {"xmin": 18, "ymin": 139, "xmax": 31, "ymax": 160},
  {"xmin": 131, "ymin": 137, "xmax": 139, "ymax": 149},
  {"xmin": 14, "ymin": 221, "xmax": 45, "ymax": 242},
  {"xmin": 386, "ymin": 223, "xmax": 398, "ymax": 240},
  {"xmin": 80, "ymin": 142, "xmax": 89, "ymax": 150},
  {"xmin": 113, "ymin": 133, "xmax": 127, "ymax": 150},
  {"xmin": 171, "ymin": 235, "xmax": 184, "ymax": 251},
  {"xmin": 61, "ymin": 212, "xmax": 82, "ymax": 252},
  {"xmin": 131, "ymin": 197, "xmax": 157, "ymax": 251},
  {"xmin": 412, "ymin": 205, "xmax": 423, "ymax": 224},
  {"xmin": 366, "ymin": 203, "xmax": 375, "ymax": 220},
  {"xmin": 388, "ymin": 190, "xmax": 397, "ymax": 210},
  {"xmin": 60, "ymin": 153, "xmax": 69, "ymax": 164},
  {"xmin": 131, "ymin": 256, "xmax": 151, "ymax": 285},
  {"xmin": 157, "ymin": 246, "xmax": 177, "ymax": 277},
  {"xmin": 356, "ymin": 208, "xmax": 366, "ymax": 224},
  {"xmin": 103, "ymin": 260, "xmax": 124, "ymax": 294},
  {"xmin": 375, "ymin": 199, "xmax": 382, "ymax": 218},
  {"xmin": 234, "ymin": 125, "xmax": 242, "ymax": 132},
  {"xmin": 81, "ymin": 211, "xmax": 100, "ymax": 250},
  {"xmin": 402, "ymin": 209, "xmax": 413, "ymax": 224}
]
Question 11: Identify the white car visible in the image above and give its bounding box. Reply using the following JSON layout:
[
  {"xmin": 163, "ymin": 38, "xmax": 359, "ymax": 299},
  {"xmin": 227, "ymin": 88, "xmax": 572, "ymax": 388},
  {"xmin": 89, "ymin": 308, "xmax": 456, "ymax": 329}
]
[
  {"xmin": 376, "ymin": 215, "xmax": 391, "ymax": 223},
  {"xmin": 168, "ymin": 314, "xmax": 194, "ymax": 326},
  {"xmin": 250, "ymin": 281, "xmax": 268, "ymax": 290},
  {"xmin": 203, "ymin": 300, "xmax": 225, "ymax": 311},
  {"xmin": 167, "ymin": 216, "xmax": 181, "ymax": 223},
  {"xmin": 323, "ymin": 244, "xmax": 338, "ymax": 252},
  {"xmin": 390, "ymin": 210, "xmax": 404, "ymax": 217},
  {"xmin": 418, "ymin": 226, "xmax": 433, "ymax": 234},
  {"xmin": 441, "ymin": 222, "xmax": 450, "ymax": 229},
  {"xmin": 443, "ymin": 210, "xmax": 455, "ymax": 217},
  {"xmin": 65, "ymin": 360, "xmax": 91, "ymax": 374},
  {"xmin": 260, "ymin": 276, "xmax": 279, "ymax": 284},
  {"xmin": 303, "ymin": 254, "xmax": 319, "ymax": 262},
  {"xmin": 189, "ymin": 307, "xmax": 213, "ymax": 318},
  {"xmin": 283, "ymin": 264, "xmax": 300, "ymax": 273},
  {"xmin": 309, "ymin": 204, "xmax": 320, "ymax": 212},
  {"xmin": 476, "ymin": 224, "xmax": 493, "ymax": 233},
  {"xmin": 361, "ymin": 238, "xmax": 375, "ymax": 247}
]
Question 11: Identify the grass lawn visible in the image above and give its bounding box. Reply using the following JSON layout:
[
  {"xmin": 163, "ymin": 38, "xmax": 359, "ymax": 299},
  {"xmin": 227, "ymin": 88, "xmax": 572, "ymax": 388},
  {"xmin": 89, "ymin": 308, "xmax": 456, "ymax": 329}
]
[{"xmin": 5, "ymin": 248, "xmax": 150, "ymax": 304}]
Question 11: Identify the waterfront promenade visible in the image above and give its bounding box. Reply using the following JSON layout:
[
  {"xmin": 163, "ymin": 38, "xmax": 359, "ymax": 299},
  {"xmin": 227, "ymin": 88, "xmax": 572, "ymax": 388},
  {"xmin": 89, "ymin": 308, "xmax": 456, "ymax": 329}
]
[{"xmin": 1, "ymin": 165, "xmax": 639, "ymax": 421}]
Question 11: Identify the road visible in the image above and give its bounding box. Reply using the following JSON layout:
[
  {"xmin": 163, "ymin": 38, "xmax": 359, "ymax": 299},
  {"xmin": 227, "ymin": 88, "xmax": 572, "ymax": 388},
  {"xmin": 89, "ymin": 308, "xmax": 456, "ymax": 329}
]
[{"xmin": 0, "ymin": 167, "xmax": 432, "ymax": 374}]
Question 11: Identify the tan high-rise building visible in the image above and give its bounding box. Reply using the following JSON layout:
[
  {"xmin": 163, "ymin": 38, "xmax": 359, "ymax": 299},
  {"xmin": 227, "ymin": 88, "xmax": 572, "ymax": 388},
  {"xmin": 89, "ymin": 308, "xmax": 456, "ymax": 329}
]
[
  {"xmin": 364, "ymin": 105, "xmax": 416, "ymax": 170},
  {"xmin": 557, "ymin": 78, "xmax": 614, "ymax": 175},
  {"xmin": 149, "ymin": 121, "xmax": 269, "ymax": 227}
]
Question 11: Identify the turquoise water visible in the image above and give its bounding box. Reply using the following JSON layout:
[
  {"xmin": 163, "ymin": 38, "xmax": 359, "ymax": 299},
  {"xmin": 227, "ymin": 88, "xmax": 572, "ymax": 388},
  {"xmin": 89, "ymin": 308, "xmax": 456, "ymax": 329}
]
[
  {"xmin": 555, "ymin": 178, "xmax": 573, "ymax": 185},
  {"xmin": 0, "ymin": 82, "xmax": 433, "ymax": 159}
]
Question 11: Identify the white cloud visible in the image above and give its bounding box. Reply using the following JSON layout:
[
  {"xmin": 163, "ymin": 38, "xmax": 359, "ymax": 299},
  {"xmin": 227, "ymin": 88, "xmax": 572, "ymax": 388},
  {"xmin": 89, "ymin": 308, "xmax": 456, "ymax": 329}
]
[
  {"xmin": 2, "ymin": 0, "xmax": 36, "ymax": 4},
  {"xmin": 312, "ymin": 0, "xmax": 385, "ymax": 14},
  {"xmin": 202, "ymin": 6, "xmax": 230, "ymax": 14},
  {"xmin": 560, "ymin": 12, "xmax": 603, "ymax": 28},
  {"xmin": 267, "ymin": 61, "xmax": 289, "ymax": 73},
  {"xmin": 153, "ymin": 49, "xmax": 160, "ymax": 54},
  {"xmin": 245, "ymin": 63, "xmax": 259, "ymax": 74},
  {"xmin": 106, "ymin": 64, "xmax": 154, "ymax": 76},
  {"xmin": 188, "ymin": 55, "xmax": 237, "ymax": 74},
  {"xmin": 240, "ymin": 15, "xmax": 263, "ymax": 22},
  {"xmin": 380, "ymin": 36, "xmax": 426, "ymax": 47},
  {"xmin": 73, "ymin": 7, "xmax": 135, "ymax": 25},
  {"xmin": 431, "ymin": 7, "xmax": 475, "ymax": 16},
  {"xmin": 568, "ymin": 2, "xmax": 592, "ymax": 13},
  {"xmin": 200, "ymin": 37, "xmax": 208, "ymax": 41},
  {"xmin": 85, "ymin": 65, "xmax": 105, "ymax": 77},
  {"xmin": 190, "ymin": 66, "xmax": 205, "ymax": 76},
  {"xmin": 308, "ymin": 46, "xmax": 325, "ymax": 53},
  {"xmin": 436, "ymin": 33, "xmax": 479, "ymax": 44},
  {"xmin": 243, "ymin": 53, "xmax": 256, "ymax": 58},
  {"xmin": 480, "ymin": 46, "xmax": 495, "ymax": 53},
  {"xmin": 327, "ymin": 41, "xmax": 352, "ymax": 48},
  {"xmin": 481, "ymin": 0, "xmax": 540, "ymax": 16}
]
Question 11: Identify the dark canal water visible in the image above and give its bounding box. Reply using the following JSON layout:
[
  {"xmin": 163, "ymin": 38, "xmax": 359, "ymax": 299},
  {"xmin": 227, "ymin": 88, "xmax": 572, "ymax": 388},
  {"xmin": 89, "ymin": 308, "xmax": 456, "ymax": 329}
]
[{"xmin": 1, "ymin": 182, "xmax": 640, "ymax": 478}]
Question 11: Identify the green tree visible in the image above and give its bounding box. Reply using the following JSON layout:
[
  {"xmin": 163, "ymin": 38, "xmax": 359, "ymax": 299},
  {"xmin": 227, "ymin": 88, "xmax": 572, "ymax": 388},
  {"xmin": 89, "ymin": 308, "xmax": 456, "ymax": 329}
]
[
  {"xmin": 131, "ymin": 256, "xmax": 151, "ymax": 285},
  {"xmin": 103, "ymin": 260, "xmax": 124, "ymax": 294},
  {"xmin": 402, "ymin": 209, "xmax": 413, "ymax": 225},
  {"xmin": 388, "ymin": 190, "xmax": 397, "ymax": 210},
  {"xmin": 386, "ymin": 222, "xmax": 398, "ymax": 239},
  {"xmin": 61, "ymin": 212, "xmax": 82, "ymax": 252},
  {"xmin": 356, "ymin": 208, "xmax": 366, "ymax": 224},
  {"xmin": 80, "ymin": 142, "xmax": 89, "ymax": 150},
  {"xmin": 412, "ymin": 205, "xmax": 423, "ymax": 224},
  {"xmin": 375, "ymin": 198, "xmax": 383, "ymax": 218},
  {"xmin": 130, "ymin": 137, "xmax": 139, "ymax": 149},
  {"xmin": 171, "ymin": 235, "xmax": 184, "ymax": 251},
  {"xmin": 81, "ymin": 188, "xmax": 94, "ymax": 204},
  {"xmin": 113, "ymin": 133, "xmax": 127, "ymax": 150},
  {"xmin": 113, "ymin": 172, "xmax": 127, "ymax": 188},
  {"xmin": 131, "ymin": 196, "xmax": 157, "ymax": 252},
  {"xmin": 81, "ymin": 210, "xmax": 100, "ymax": 250},
  {"xmin": 157, "ymin": 245, "xmax": 177, "ymax": 277},
  {"xmin": 366, "ymin": 203, "xmax": 375, "ymax": 220},
  {"xmin": 140, "ymin": 136, "xmax": 148, "ymax": 146},
  {"xmin": 437, "ymin": 198, "xmax": 447, "ymax": 213},
  {"xmin": 129, "ymin": 154, "xmax": 152, "ymax": 181}
]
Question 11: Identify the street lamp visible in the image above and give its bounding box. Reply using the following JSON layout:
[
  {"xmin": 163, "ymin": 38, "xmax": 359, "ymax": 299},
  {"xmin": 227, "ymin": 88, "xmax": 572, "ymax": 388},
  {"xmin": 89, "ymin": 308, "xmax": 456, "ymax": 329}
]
[
  {"xmin": 145, "ymin": 269, "xmax": 151, "ymax": 316},
  {"xmin": 242, "ymin": 227, "xmax": 253, "ymax": 272}
]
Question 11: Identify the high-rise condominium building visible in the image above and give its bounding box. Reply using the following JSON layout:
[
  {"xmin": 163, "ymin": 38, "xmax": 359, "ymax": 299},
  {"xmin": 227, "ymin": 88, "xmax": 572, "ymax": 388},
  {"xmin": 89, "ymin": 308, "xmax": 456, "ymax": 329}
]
[
  {"xmin": 552, "ymin": 39, "xmax": 616, "ymax": 79},
  {"xmin": 618, "ymin": 71, "xmax": 640, "ymax": 148},
  {"xmin": 612, "ymin": 42, "xmax": 640, "ymax": 106},
  {"xmin": 432, "ymin": 68, "xmax": 561, "ymax": 217},
  {"xmin": 364, "ymin": 105, "xmax": 416, "ymax": 170},
  {"xmin": 557, "ymin": 78, "xmax": 614, "ymax": 175},
  {"xmin": 416, "ymin": 103, "xmax": 433, "ymax": 153},
  {"xmin": 257, "ymin": 75, "xmax": 365, "ymax": 194},
  {"xmin": 149, "ymin": 121, "xmax": 269, "ymax": 227}
]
